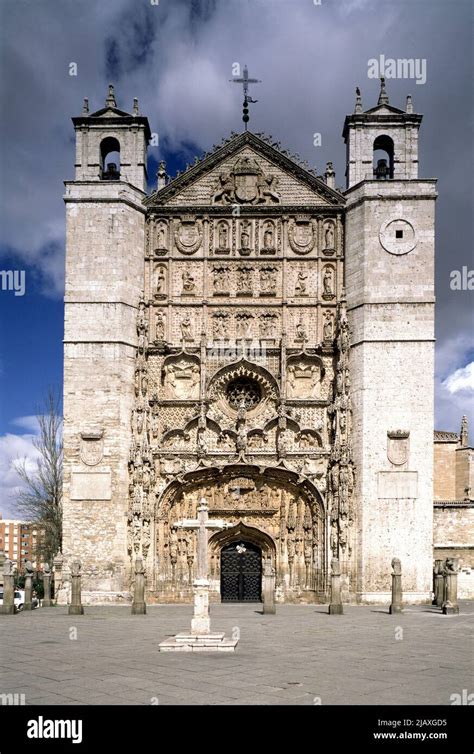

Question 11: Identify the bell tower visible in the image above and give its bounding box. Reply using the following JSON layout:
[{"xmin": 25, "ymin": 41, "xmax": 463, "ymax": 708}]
[
  {"xmin": 61, "ymin": 86, "xmax": 151, "ymax": 601},
  {"xmin": 343, "ymin": 80, "xmax": 437, "ymax": 603},
  {"xmin": 343, "ymin": 78, "xmax": 421, "ymax": 187}
]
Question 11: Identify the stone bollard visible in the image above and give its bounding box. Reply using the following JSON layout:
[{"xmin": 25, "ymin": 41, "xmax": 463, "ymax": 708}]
[
  {"xmin": 442, "ymin": 558, "xmax": 460, "ymax": 615},
  {"xmin": 53, "ymin": 552, "xmax": 64, "ymax": 605},
  {"xmin": 389, "ymin": 557, "xmax": 403, "ymax": 614},
  {"xmin": 131, "ymin": 556, "xmax": 146, "ymax": 615},
  {"xmin": 68, "ymin": 560, "xmax": 84, "ymax": 615},
  {"xmin": 262, "ymin": 559, "xmax": 276, "ymax": 614},
  {"xmin": 328, "ymin": 558, "xmax": 343, "ymax": 614},
  {"xmin": 42, "ymin": 563, "xmax": 52, "ymax": 607},
  {"xmin": 433, "ymin": 559, "xmax": 444, "ymax": 607},
  {"xmin": 0, "ymin": 559, "xmax": 16, "ymax": 615},
  {"xmin": 24, "ymin": 560, "xmax": 34, "ymax": 611}
]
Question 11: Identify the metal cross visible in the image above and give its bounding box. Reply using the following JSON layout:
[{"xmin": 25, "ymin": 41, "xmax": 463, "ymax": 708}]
[
  {"xmin": 175, "ymin": 500, "xmax": 232, "ymax": 580},
  {"xmin": 230, "ymin": 65, "xmax": 261, "ymax": 130}
]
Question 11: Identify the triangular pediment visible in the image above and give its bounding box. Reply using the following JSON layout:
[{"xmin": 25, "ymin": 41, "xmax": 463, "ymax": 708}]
[
  {"xmin": 145, "ymin": 132, "xmax": 344, "ymax": 208},
  {"xmin": 364, "ymin": 103, "xmax": 405, "ymax": 115}
]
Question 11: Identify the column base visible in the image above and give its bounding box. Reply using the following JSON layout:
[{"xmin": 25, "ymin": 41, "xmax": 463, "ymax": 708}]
[
  {"xmin": 389, "ymin": 604, "xmax": 403, "ymax": 614},
  {"xmin": 68, "ymin": 605, "xmax": 84, "ymax": 615},
  {"xmin": 329, "ymin": 604, "xmax": 344, "ymax": 615},
  {"xmin": 131, "ymin": 602, "xmax": 146, "ymax": 615}
]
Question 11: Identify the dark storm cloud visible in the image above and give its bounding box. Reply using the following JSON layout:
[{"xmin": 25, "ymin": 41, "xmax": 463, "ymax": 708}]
[{"xmin": 0, "ymin": 0, "xmax": 472, "ymax": 431}]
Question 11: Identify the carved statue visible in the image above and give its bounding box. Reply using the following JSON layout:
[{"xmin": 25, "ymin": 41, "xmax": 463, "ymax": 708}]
[
  {"xmin": 218, "ymin": 223, "xmax": 229, "ymax": 249},
  {"xmin": 240, "ymin": 221, "xmax": 251, "ymax": 251},
  {"xmin": 296, "ymin": 320, "xmax": 306, "ymax": 340},
  {"xmin": 157, "ymin": 223, "xmax": 167, "ymax": 249},
  {"xmin": 295, "ymin": 270, "xmax": 308, "ymax": 295},
  {"xmin": 263, "ymin": 222, "xmax": 274, "ymax": 249},
  {"xmin": 181, "ymin": 316, "xmax": 192, "ymax": 340},
  {"xmin": 155, "ymin": 312, "xmax": 165, "ymax": 340},
  {"xmin": 391, "ymin": 557, "xmax": 402, "ymax": 575},
  {"xmin": 323, "ymin": 312, "xmax": 333, "ymax": 340},
  {"xmin": 155, "ymin": 267, "xmax": 166, "ymax": 295},
  {"xmin": 212, "ymin": 173, "xmax": 234, "ymax": 203},
  {"xmin": 323, "ymin": 267, "xmax": 334, "ymax": 296},
  {"xmin": 182, "ymin": 269, "xmax": 196, "ymax": 293},
  {"xmin": 70, "ymin": 560, "xmax": 82, "ymax": 577},
  {"xmin": 324, "ymin": 224, "xmax": 335, "ymax": 249},
  {"xmin": 213, "ymin": 267, "xmax": 229, "ymax": 294}
]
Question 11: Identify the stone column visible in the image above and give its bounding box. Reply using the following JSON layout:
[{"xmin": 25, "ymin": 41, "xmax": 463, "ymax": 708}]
[
  {"xmin": 191, "ymin": 578, "xmax": 211, "ymax": 635},
  {"xmin": 328, "ymin": 558, "xmax": 343, "ymax": 614},
  {"xmin": 131, "ymin": 556, "xmax": 146, "ymax": 615},
  {"xmin": 24, "ymin": 560, "xmax": 34, "ymax": 611},
  {"xmin": 0, "ymin": 559, "xmax": 15, "ymax": 615},
  {"xmin": 262, "ymin": 559, "xmax": 276, "ymax": 614},
  {"xmin": 442, "ymin": 558, "xmax": 460, "ymax": 615},
  {"xmin": 68, "ymin": 560, "xmax": 84, "ymax": 615},
  {"xmin": 42, "ymin": 563, "xmax": 52, "ymax": 607},
  {"xmin": 389, "ymin": 557, "xmax": 403, "ymax": 614},
  {"xmin": 433, "ymin": 559, "xmax": 444, "ymax": 607}
]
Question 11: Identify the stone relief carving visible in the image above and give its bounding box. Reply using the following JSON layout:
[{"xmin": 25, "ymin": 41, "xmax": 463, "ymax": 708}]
[
  {"xmin": 239, "ymin": 220, "xmax": 253, "ymax": 255},
  {"xmin": 236, "ymin": 266, "xmax": 253, "ymax": 294},
  {"xmin": 288, "ymin": 217, "xmax": 316, "ymax": 255},
  {"xmin": 163, "ymin": 356, "xmax": 200, "ymax": 399},
  {"xmin": 215, "ymin": 220, "xmax": 231, "ymax": 254},
  {"xmin": 323, "ymin": 221, "xmax": 335, "ymax": 254},
  {"xmin": 181, "ymin": 269, "xmax": 196, "ymax": 295},
  {"xmin": 259, "ymin": 266, "xmax": 277, "ymax": 296},
  {"xmin": 287, "ymin": 356, "xmax": 323, "ymax": 399},
  {"xmin": 180, "ymin": 315, "xmax": 193, "ymax": 341},
  {"xmin": 174, "ymin": 218, "xmax": 203, "ymax": 255},
  {"xmin": 155, "ymin": 220, "xmax": 168, "ymax": 255},
  {"xmin": 213, "ymin": 266, "xmax": 230, "ymax": 296},
  {"xmin": 153, "ymin": 264, "xmax": 167, "ymax": 299},
  {"xmin": 387, "ymin": 431, "xmax": 410, "ymax": 466},
  {"xmin": 155, "ymin": 311, "xmax": 165, "ymax": 342},
  {"xmin": 212, "ymin": 156, "xmax": 280, "ymax": 205},
  {"xmin": 322, "ymin": 266, "xmax": 335, "ymax": 300},
  {"xmin": 294, "ymin": 269, "xmax": 308, "ymax": 296},
  {"xmin": 80, "ymin": 431, "xmax": 104, "ymax": 466}
]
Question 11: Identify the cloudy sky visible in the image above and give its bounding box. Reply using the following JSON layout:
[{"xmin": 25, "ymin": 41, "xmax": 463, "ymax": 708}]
[{"xmin": 0, "ymin": 0, "xmax": 472, "ymax": 515}]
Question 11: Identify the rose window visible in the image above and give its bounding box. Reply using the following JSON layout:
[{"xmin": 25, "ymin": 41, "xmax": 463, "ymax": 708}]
[{"xmin": 226, "ymin": 378, "xmax": 262, "ymax": 410}]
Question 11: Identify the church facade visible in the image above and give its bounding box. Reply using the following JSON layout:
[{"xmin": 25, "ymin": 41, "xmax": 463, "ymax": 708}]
[{"xmin": 61, "ymin": 81, "xmax": 437, "ymax": 604}]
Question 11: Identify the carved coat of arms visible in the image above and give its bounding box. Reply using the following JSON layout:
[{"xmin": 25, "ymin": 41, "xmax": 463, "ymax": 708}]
[
  {"xmin": 80, "ymin": 432, "xmax": 104, "ymax": 466},
  {"xmin": 387, "ymin": 431, "xmax": 409, "ymax": 466},
  {"xmin": 212, "ymin": 156, "xmax": 280, "ymax": 205}
]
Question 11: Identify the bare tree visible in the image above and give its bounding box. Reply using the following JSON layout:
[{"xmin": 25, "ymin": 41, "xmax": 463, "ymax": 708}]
[{"xmin": 14, "ymin": 390, "xmax": 63, "ymax": 565}]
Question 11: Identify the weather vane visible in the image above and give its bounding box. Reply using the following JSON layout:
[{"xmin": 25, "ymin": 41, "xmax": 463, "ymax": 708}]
[{"xmin": 230, "ymin": 65, "xmax": 261, "ymax": 130}]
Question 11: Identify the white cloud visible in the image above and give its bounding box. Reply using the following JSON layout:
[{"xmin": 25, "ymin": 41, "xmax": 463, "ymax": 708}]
[
  {"xmin": 11, "ymin": 416, "xmax": 40, "ymax": 433},
  {"xmin": 0, "ymin": 428, "xmax": 41, "ymax": 519},
  {"xmin": 443, "ymin": 362, "xmax": 474, "ymax": 394}
]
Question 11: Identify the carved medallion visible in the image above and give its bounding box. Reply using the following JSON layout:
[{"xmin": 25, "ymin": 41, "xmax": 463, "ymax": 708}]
[
  {"xmin": 288, "ymin": 217, "xmax": 316, "ymax": 254},
  {"xmin": 174, "ymin": 218, "xmax": 203, "ymax": 255}
]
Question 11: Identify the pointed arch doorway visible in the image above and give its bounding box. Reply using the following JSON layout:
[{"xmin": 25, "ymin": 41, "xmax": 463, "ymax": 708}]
[{"xmin": 221, "ymin": 540, "xmax": 262, "ymax": 602}]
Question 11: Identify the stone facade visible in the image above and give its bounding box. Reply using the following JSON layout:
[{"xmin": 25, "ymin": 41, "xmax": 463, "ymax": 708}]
[
  {"xmin": 433, "ymin": 418, "xmax": 474, "ymax": 598},
  {"xmin": 61, "ymin": 82, "xmax": 438, "ymax": 605}
]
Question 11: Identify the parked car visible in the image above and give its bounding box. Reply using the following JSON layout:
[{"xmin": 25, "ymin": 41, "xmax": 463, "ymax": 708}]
[{"xmin": 0, "ymin": 589, "xmax": 39, "ymax": 611}]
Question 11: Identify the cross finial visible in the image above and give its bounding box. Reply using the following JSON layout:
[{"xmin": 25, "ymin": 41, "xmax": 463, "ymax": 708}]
[{"xmin": 230, "ymin": 65, "xmax": 261, "ymax": 131}]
